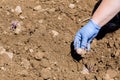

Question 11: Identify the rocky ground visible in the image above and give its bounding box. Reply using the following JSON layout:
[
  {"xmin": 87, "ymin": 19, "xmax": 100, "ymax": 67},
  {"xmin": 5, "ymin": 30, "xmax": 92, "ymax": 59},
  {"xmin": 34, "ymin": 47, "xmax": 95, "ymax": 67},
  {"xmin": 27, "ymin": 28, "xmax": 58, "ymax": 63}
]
[{"xmin": 0, "ymin": 0, "xmax": 120, "ymax": 80}]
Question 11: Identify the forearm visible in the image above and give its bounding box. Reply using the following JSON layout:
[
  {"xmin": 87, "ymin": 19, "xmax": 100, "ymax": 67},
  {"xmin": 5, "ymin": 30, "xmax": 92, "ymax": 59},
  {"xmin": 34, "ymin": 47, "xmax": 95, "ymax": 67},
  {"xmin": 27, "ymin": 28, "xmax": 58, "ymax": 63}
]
[{"xmin": 92, "ymin": 0, "xmax": 120, "ymax": 27}]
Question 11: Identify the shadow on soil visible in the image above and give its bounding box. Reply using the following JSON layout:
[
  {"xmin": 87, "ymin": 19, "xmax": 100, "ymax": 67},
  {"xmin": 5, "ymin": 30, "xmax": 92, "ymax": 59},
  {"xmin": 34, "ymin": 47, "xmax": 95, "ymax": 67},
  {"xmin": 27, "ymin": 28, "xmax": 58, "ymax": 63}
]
[{"xmin": 70, "ymin": 42, "xmax": 83, "ymax": 62}]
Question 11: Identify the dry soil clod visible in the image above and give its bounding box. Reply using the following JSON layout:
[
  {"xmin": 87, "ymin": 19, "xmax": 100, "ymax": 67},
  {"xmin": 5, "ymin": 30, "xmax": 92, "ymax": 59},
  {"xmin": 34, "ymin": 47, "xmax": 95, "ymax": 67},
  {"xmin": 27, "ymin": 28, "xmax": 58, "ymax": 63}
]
[{"xmin": 76, "ymin": 48, "xmax": 86, "ymax": 57}]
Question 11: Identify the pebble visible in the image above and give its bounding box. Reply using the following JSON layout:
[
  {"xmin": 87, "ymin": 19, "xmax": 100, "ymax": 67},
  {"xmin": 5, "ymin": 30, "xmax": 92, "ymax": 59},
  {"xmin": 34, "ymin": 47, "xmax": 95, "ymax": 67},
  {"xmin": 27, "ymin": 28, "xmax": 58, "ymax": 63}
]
[
  {"xmin": 58, "ymin": 16, "xmax": 62, "ymax": 20},
  {"xmin": 69, "ymin": 3, "xmax": 75, "ymax": 9},
  {"xmin": 3, "ymin": 31, "xmax": 8, "ymax": 35},
  {"xmin": 0, "ymin": 46, "xmax": 13, "ymax": 60},
  {"xmin": 34, "ymin": 51, "xmax": 45, "ymax": 60},
  {"xmin": 29, "ymin": 49, "xmax": 34, "ymax": 53},
  {"xmin": 51, "ymin": 30, "xmax": 59, "ymax": 37},
  {"xmin": 81, "ymin": 66, "xmax": 89, "ymax": 75},
  {"xmin": 0, "ymin": 67, "xmax": 6, "ymax": 71},
  {"xmin": 19, "ymin": 15, "xmax": 25, "ymax": 20},
  {"xmin": 11, "ymin": 9, "xmax": 15, "ymax": 13},
  {"xmin": 34, "ymin": 5, "xmax": 42, "ymax": 11},
  {"xmin": 15, "ymin": 6, "xmax": 22, "ymax": 15},
  {"xmin": 38, "ymin": 19, "xmax": 43, "ymax": 24},
  {"xmin": 5, "ymin": 52, "xmax": 13, "ymax": 60}
]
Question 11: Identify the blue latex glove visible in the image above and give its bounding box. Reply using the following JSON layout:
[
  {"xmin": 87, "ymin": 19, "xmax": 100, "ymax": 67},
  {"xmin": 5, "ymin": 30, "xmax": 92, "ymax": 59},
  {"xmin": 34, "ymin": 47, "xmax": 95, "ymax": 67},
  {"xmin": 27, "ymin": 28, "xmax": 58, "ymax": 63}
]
[{"xmin": 74, "ymin": 19, "xmax": 101, "ymax": 51}]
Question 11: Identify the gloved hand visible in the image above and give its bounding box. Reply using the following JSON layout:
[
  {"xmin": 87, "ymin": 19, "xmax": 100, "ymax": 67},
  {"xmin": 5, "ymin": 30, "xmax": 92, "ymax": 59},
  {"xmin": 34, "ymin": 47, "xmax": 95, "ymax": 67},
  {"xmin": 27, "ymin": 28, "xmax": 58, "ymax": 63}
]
[{"xmin": 74, "ymin": 19, "xmax": 101, "ymax": 54}]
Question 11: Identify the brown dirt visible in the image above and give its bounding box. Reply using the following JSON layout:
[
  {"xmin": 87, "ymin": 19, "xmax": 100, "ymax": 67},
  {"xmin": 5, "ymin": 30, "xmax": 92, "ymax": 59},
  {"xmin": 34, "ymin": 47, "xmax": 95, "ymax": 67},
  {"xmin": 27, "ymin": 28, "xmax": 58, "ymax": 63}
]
[{"xmin": 0, "ymin": 0, "xmax": 120, "ymax": 80}]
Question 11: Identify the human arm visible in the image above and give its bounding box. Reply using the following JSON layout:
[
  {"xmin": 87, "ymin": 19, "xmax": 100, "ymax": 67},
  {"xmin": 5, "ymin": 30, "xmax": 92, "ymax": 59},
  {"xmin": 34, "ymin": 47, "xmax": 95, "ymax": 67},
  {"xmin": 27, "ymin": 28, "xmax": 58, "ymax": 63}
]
[
  {"xmin": 74, "ymin": 0, "xmax": 120, "ymax": 55},
  {"xmin": 92, "ymin": 0, "xmax": 120, "ymax": 27}
]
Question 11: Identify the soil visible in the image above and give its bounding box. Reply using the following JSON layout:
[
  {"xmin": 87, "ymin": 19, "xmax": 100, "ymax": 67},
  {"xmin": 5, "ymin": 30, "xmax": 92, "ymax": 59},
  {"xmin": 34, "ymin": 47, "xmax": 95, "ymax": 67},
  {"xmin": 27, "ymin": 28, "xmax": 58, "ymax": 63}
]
[{"xmin": 0, "ymin": 0, "xmax": 120, "ymax": 80}]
